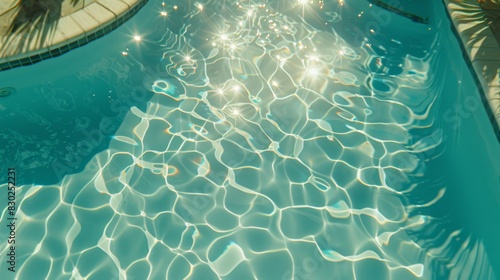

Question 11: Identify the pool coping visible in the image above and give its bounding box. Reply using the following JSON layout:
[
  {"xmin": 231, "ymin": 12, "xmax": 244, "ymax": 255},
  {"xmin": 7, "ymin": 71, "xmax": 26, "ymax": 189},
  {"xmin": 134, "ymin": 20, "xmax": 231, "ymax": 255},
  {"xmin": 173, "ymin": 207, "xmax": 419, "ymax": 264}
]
[
  {"xmin": 0, "ymin": 0, "xmax": 148, "ymax": 71},
  {"xmin": 442, "ymin": 0, "xmax": 500, "ymax": 140}
]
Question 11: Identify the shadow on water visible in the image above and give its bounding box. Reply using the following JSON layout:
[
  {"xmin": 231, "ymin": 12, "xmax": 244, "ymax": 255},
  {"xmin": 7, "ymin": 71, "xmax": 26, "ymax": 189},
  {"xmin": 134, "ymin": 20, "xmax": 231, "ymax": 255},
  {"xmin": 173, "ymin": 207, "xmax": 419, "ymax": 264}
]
[
  {"xmin": 1, "ymin": 0, "xmax": 81, "ymax": 55},
  {"xmin": 0, "ymin": 52, "xmax": 161, "ymax": 187},
  {"xmin": 406, "ymin": 138, "xmax": 500, "ymax": 279}
]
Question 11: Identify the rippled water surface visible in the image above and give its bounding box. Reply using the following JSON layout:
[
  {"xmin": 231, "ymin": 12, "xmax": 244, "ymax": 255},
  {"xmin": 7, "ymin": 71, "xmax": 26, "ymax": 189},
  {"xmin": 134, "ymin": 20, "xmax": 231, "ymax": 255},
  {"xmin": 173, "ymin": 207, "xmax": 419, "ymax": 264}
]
[{"xmin": 1, "ymin": 0, "xmax": 500, "ymax": 279}]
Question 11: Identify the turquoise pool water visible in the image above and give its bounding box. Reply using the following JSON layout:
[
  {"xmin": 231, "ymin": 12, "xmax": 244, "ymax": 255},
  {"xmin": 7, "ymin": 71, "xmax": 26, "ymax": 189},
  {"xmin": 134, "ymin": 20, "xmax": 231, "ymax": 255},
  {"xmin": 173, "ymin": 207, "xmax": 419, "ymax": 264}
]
[{"xmin": 1, "ymin": 0, "xmax": 500, "ymax": 279}]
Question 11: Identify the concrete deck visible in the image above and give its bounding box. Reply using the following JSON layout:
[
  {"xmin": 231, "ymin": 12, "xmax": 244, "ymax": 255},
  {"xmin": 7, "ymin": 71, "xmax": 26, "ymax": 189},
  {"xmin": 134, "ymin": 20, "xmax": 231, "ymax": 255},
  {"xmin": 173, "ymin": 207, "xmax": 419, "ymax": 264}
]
[
  {"xmin": 443, "ymin": 0, "xmax": 500, "ymax": 134},
  {"xmin": 0, "ymin": 0, "xmax": 147, "ymax": 71}
]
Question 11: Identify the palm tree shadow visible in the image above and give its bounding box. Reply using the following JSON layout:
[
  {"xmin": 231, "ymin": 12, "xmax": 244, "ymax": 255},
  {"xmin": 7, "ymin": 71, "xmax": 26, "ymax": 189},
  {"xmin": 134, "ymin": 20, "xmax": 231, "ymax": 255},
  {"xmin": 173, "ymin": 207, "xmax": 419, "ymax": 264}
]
[
  {"xmin": 450, "ymin": 0, "xmax": 500, "ymax": 139},
  {"xmin": 1, "ymin": 0, "xmax": 81, "ymax": 56}
]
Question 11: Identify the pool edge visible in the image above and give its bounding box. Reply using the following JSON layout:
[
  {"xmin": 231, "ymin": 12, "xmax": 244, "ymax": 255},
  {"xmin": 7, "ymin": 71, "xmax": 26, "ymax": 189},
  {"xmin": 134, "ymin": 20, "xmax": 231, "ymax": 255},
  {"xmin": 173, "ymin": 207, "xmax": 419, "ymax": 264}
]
[
  {"xmin": 0, "ymin": 0, "xmax": 149, "ymax": 72},
  {"xmin": 442, "ymin": 0, "xmax": 500, "ymax": 141}
]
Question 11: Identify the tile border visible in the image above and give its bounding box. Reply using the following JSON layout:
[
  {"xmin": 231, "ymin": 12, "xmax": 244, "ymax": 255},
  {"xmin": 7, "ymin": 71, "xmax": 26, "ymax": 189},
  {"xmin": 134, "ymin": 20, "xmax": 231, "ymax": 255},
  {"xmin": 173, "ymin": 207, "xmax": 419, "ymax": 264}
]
[
  {"xmin": 442, "ymin": 0, "xmax": 500, "ymax": 140},
  {"xmin": 0, "ymin": 0, "xmax": 148, "ymax": 72}
]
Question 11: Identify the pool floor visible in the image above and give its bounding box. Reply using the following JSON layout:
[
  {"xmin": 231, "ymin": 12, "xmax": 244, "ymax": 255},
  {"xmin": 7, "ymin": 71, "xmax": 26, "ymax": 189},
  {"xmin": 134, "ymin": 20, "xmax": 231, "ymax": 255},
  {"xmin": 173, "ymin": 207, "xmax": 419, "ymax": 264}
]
[{"xmin": 0, "ymin": 0, "xmax": 499, "ymax": 279}]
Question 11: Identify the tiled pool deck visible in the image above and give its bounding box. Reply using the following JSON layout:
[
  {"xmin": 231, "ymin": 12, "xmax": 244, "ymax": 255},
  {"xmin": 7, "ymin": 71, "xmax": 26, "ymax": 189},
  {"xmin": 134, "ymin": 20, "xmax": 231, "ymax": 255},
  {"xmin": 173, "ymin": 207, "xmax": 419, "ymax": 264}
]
[
  {"xmin": 443, "ymin": 0, "xmax": 500, "ymax": 135},
  {"xmin": 0, "ymin": 0, "xmax": 147, "ymax": 71}
]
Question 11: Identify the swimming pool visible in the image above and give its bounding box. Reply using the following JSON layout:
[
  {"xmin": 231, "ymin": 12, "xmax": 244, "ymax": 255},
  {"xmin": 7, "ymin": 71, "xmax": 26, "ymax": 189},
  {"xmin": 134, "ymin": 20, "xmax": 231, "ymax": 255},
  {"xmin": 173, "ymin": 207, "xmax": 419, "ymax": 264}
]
[{"xmin": 1, "ymin": 0, "xmax": 500, "ymax": 279}]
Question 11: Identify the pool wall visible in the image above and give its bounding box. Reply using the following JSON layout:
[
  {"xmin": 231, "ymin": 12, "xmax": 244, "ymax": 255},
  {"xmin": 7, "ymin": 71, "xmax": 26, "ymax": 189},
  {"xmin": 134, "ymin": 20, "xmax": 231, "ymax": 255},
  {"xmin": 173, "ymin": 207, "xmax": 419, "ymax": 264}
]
[{"xmin": 417, "ymin": 3, "xmax": 500, "ymax": 275}]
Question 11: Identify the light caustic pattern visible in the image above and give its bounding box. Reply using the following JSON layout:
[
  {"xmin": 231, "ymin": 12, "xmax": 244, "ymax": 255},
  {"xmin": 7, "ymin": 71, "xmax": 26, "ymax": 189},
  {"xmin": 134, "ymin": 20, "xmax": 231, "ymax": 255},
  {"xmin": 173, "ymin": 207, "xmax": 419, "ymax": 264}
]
[{"xmin": 0, "ymin": 0, "xmax": 478, "ymax": 279}]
